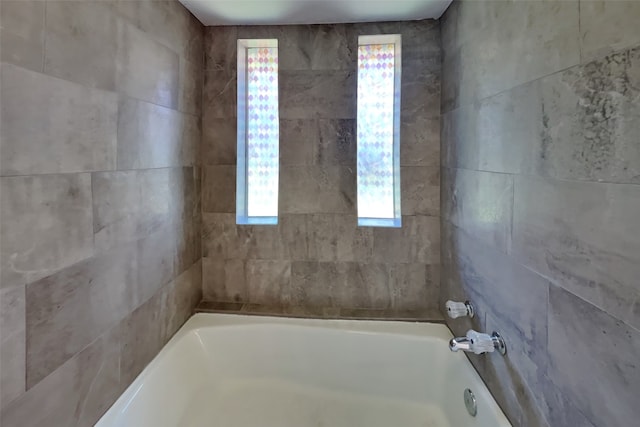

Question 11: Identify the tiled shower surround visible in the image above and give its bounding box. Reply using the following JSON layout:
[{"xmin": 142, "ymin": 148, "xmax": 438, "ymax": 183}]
[
  {"xmin": 0, "ymin": 1, "xmax": 203, "ymax": 425},
  {"xmin": 440, "ymin": 1, "xmax": 640, "ymax": 426},
  {"xmin": 201, "ymin": 21, "xmax": 442, "ymax": 315}
]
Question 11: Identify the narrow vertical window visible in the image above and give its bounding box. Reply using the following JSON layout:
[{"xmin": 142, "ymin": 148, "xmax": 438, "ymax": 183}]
[
  {"xmin": 236, "ymin": 39, "xmax": 279, "ymax": 225},
  {"xmin": 356, "ymin": 35, "xmax": 401, "ymax": 227}
]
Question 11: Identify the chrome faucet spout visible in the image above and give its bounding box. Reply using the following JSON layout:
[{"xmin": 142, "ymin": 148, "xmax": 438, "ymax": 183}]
[{"xmin": 449, "ymin": 336, "xmax": 472, "ymax": 352}]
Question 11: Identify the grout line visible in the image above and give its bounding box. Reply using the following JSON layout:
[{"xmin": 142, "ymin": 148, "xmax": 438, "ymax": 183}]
[
  {"xmin": 0, "ymin": 166, "xmax": 197, "ymax": 179},
  {"xmin": 441, "ymin": 166, "xmax": 640, "ymax": 188}
]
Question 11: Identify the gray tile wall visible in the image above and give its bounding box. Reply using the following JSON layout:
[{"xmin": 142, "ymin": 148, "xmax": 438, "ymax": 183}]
[
  {"xmin": 201, "ymin": 21, "xmax": 442, "ymax": 314},
  {"xmin": 0, "ymin": 1, "xmax": 203, "ymax": 425},
  {"xmin": 440, "ymin": 1, "xmax": 640, "ymax": 426}
]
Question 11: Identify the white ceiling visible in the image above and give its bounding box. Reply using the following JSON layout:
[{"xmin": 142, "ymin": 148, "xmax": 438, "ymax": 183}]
[{"xmin": 180, "ymin": 0, "xmax": 453, "ymax": 26}]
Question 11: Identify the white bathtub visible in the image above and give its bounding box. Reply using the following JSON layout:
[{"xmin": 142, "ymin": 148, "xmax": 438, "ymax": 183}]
[{"xmin": 97, "ymin": 313, "xmax": 511, "ymax": 427}]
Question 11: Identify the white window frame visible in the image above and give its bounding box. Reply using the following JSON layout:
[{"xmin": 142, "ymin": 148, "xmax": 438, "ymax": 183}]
[
  {"xmin": 236, "ymin": 39, "xmax": 279, "ymax": 225},
  {"xmin": 356, "ymin": 34, "xmax": 402, "ymax": 227}
]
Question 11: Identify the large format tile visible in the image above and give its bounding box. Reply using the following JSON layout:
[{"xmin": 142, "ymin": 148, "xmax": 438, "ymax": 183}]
[
  {"xmin": 0, "ymin": 328, "xmax": 120, "ymax": 427},
  {"xmin": 475, "ymin": 80, "xmax": 542, "ymax": 175},
  {"xmin": 178, "ymin": 58, "xmax": 203, "ymax": 115},
  {"xmin": 0, "ymin": 1, "xmax": 45, "ymax": 72},
  {"xmin": 204, "ymin": 26, "xmax": 237, "ymax": 73},
  {"xmin": 441, "ymin": 167, "xmax": 513, "ymax": 253},
  {"xmin": 580, "ymin": 0, "xmax": 640, "ymax": 62},
  {"xmin": 201, "ymin": 213, "xmax": 307, "ymax": 261},
  {"xmin": 400, "ymin": 116, "xmax": 440, "ymax": 167},
  {"xmin": 116, "ymin": 19, "xmax": 179, "ymax": 109},
  {"xmin": 202, "ymin": 70, "xmax": 236, "ymax": 119},
  {"xmin": 0, "ymin": 285, "xmax": 25, "ymax": 410},
  {"xmin": 0, "ymin": 63, "xmax": 117, "ymax": 176},
  {"xmin": 203, "ymin": 258, "xmax": 248, "ymax": 303},
  {"xmin": 280, "ymin": 70, "xmax": 356, "ymax": 119},
  {"xmin": 512, "ymin": 176, "xmax": 640, "ymax": 330},
  {"xmin": 0, "ymin": 174, "xmax": 93, "ymax": 289},
  {"xmin": 537, "ymin": 47, "xmax": 640, "ymax": 183},
  {"xmin": 315, "ymin": 119, "xmax": 356, "ymax": 166},
  {"xmin": 290, "ymin": 262, "xmax": 436, "ymax": 310},
  {"xmin": 306, "ymin": 214, "xmax": 372, "ymax": 262},
  {"xmin": 401, "ymin": 166, "xmax": 439, "ymax": 217},
  {"xmin": 447, "ymin": 0, "xmax": 580, "ymax": 107},
  {"xmin": 372, "ymin": 215, "xmax": 440, "ymax": 264},
  {"xmin": 201, "ymin": 165, "xmax": 236, "ymax": 213},
  {"xmin": 117, "ymin": 97, "xmax": 190, "ymax": 170},
  {"xmin": 92, "ymin": 169, "xmax": 181, "ymax": 253},
  {"xmin": 280, "ymin": 165, "xmax": 356, "ymax": 214},
  {"xmin": 280, "ymin": 119, "xmax": 316, "ymax": 166},
  {"xmin": 548, "ymin": 285, "xmax": 640, "ymax": 427},
  {"xmin": 25, "ymin": 244, "xmax": 137, "ymax": 388},
  {"xmin": 43, "ymin": 1, "xmax": 118, "ymax": 91},
  {"xmin": 202, "ymin": 118, "xmax": 237, "ymax": 165},
  {"xmin": 442, "ymin": 223, "xmax": 550, "ymax": 391}
]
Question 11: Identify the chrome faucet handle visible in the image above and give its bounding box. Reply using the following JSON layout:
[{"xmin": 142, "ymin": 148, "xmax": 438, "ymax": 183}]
[
  {"xmin": 466, "ymin": 330, "xmax": 507, "ymax": 355},
  {"xmin": 446, "ymin": 300, "xmax": 474, "ymax": 319}
]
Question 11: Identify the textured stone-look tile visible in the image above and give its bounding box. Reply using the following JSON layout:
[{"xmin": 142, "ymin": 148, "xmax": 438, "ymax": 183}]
[
  {"xmin": 402, "ymin": 67, "xmax": 440, "ymax": 120},
  {"xmin": 44, "ymin": 1, "xmax": 117, "ymax": 91},
  {"xmin": 537, "ymin": 47, "xmax": 640, "ymax": 183},
  {"xmin": 280, "ymin": 165, "xmax": 355, "ymax": 214},
  {"xmin": 164, "ymin": 260, "xmax": 202, "ymax": 337},
  {"xmin": 401, "ymin": 167, "xmax": 439, "ymax": 216},
  {"xmin": 475, "ymin": 80, "xmax": 542, "ymax": 174},
  {"xmin": 372, "ymin": 216, "xmax": 439, "ymax": 264},
  {"xmin": 445, "ymin": 0, "xmax": 580, "ymax": 107},
  {"xmin": 135, "ymin": 225, "xmax": 178, "ymax": 307},
  {"xmin": 442, "ymin": 223, "xmax": 550, "ymax": 390},
  {"xmin": 580, "ymin": 0, "xmax": 640, "ymax": 62},
  {"xmin": 202, "ymin": 118, "xmax": 237, "ymax": 165},
  {"xmin": 116, "ymin": 285, "xmax": 166, "ymax": 387},
  {"xmin": 203, "ymin": 258, "xmax": 248, "ymax": 303},
  {"xmin": 441, "ymin": 167, "xmax": 513, "ymax": 253},
  {"xmin": 401, "ymin": 116, "xmax": 440, "ymax": 167},
  {"xmin": 179, "ymin": 58, "xmax": 203, "ymax": 115},
  {"xmin": 117, "ymin": 97, "xmax": 183, "ymax": 169},
  {"xmin": 204, "ymin": 258, "xmax": 291, "ymax": 306},
  {"xmin": 548, "ymin": 285, "xmax": 640, "ymax": 427},
  {"xmin": 0, "ymin": 174, "xmax": 93, "ymax": 289},
  {"xmin": 0, "ymin": 63, "xmax": 117, "ymax": 176},
  {"xmin": 0, "ymin": 1, "xmax": 44, "ymax": 72},
  {"xmin": 479, "ymin": 0, "xmax": 580, "ymax": 101},
  {"xmin": 202, "ymin": 70, "xmax": 236, "ymax": 119},
  {"xmin": 290, "ymin": 262, "xmax": 366, "ymax": 308},
  {"xmin": 0, "ymin": 285, "xmax": 25, "ymax": 410},
  {"xmin": 25, "ymin": 244, "xmax": 137, "ymax": 388},
  {"xmin": 290, "ymin": 262, "xmax": 435, "ymax": 310},
  {"xmin": 113, "ymin": 0, "xmax": 203, "ymax": 65},
  {"xmin": 204, "ymin": 26, "xmax": 237, "ymax": 73},
  {"xmin": 116, "ymin": 20, "xmax": 179, "ymax": 109},
  {"xmin": 316, "ymin": 119, "xmax": 356, "ymax": 166},
  {"xmin": 280, "ymin": 71, "xmax": 356, "ymax": 119},
  {"xmin": 1, "ymin": 329, "xmax": 120, "ymax": 427},
  {"xmin": 180, "ymin": 114, "xmax": 201, "ymax": 167},
  {"xmin": 305, "ymin": 214, "xmax": 371, "ymax": 262},
  {"xmin": 440, "ymin": 104, "xmax": 478, "ymax": 169},
  {"xmin": 92, "ymin": 169, "xmax": 183, "ymax": 252},
  {"xmin": 280, "ymin": 119, "xmax": 316, "ymax": 166},
  {"xmin": 202, "ymin": 213, "xmax": 283, "ymax": 260},
  {"xmin": 244, "ymin": 260, "xmax": 292, "ymax": 305},
  {"xmin": 512, "ymin": 176, "xmax": 640, "ymax": 330},
  {"xmin": 202, "ymin": 165, "xmax": 235, "ymax": 213}
]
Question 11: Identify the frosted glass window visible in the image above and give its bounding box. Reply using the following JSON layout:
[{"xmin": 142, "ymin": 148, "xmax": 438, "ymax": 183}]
[
  {"xmin": 236, "ymin": 39, "xmax": 279, "ymax": 225},
  {"xmin": 357, "ymin": 35, "xmax": 402, "ymax": 227}
]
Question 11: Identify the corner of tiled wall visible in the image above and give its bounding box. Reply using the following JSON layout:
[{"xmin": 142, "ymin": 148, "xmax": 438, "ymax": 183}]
[{"xmin": 0, "ymin": 1, "xmax": 204, "ymax": 425}]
